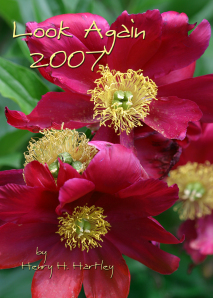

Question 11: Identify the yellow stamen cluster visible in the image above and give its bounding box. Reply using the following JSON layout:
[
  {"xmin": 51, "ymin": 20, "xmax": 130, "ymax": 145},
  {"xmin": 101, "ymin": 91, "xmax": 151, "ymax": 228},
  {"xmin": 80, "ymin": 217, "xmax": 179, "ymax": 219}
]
[
  {"xmin": 168, "ymin": 162, "xmax": 213, "ymax": 220},
  {"xmin": 24, "ymin": 128, "xmax": 97, "ymax": 174},
  {"xmin": 88, "ymin": 65, "xmax": 158, "ymax": 135},
  {"xmin": 56, "ymin": 205, "xmax": 111, "ymax": 252}
]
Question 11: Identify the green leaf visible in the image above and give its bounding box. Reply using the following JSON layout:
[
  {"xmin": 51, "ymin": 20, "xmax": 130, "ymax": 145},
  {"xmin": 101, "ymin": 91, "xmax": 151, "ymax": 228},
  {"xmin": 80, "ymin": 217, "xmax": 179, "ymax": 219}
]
[
  {"xmin": 0, "ymin": 153, "xmax": 22, "ymax": 168},
  {"xmin": 0, "ymin": 57, "xmax": 49, "ymax": 114},
  {"xmin": 0, "ymin": 0, "xmax": 22, "ymax": 24},
  {"xmin": 0, "ymin": 129, "xmax": 32, "ymax": 156},
  {"xmin": 14, "ymin": 22, "xmax": 34, "ymax": 63},
  {"xmin": 31, "ymin": 0, "xmax": 53, "ymax": 23}
]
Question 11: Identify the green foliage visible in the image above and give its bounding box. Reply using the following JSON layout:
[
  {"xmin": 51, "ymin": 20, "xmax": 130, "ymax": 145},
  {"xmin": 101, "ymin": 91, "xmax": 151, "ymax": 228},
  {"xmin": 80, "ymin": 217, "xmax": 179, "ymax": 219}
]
[{"xmin": 0, "ymin": 57, "xmax": 49, "ymax": 113}]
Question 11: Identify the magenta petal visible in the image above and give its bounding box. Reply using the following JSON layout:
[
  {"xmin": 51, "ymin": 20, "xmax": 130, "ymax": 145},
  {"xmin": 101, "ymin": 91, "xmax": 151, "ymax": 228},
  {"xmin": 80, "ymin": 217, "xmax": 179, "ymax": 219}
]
[
  {"xmin": 144, "ymin": 13, "xmax": 210, "ymax": 78},
  {"xmin": 83, "ymin": 144, "xmax": 145, "ymax": 194},
  {"xmin": 178, "ymin": 220, "xmax": 206, "ymax": 264},
  {"xmin": 0, "ymin": 169, "xmax": 25, "ymax": 186},
  {"xmin": 155, "ymin": 62, "xmax": 196, "ymax": 86},
  {"xmin": 118, "ymin": 179, "xmax": 179, "ymax": 216},
  {"xmin": 83, "ymin": 238, "xmax": 130, "ymax": 298},
  {"xmin": 32, "ymin": 241, "xmax": 83, "ymax": 298},
  {"xmin": 24, "ymin": 161, "xmax": 56, "ymax": 190},
  {"xmin": 158, "ymin": 75, "xmax": 213, "ymax": 122},
  {"xmin": 58, "ymin": 178, "xmax": 95, "ymax": 209},
  {"xmin": 5, "ymin": 91, "xmax": 95, "ymax": 132},
  {"xmin": 144, "ymin": 96, "xmax": 202, "ymax": 140},
  {"xmin": 0, "ymin": 222, "xmax": 58, "ymax": 268},
  {"xmin": 107, "ymin": 10, "xmax": 162, "ymax": 72},
  {"xmin": 0, "ymin": 184, "xmax": 58, "ymax": 224},
  {"xmin": 190, "ymin": 214, "xmax": 213, "ymax": 255}
]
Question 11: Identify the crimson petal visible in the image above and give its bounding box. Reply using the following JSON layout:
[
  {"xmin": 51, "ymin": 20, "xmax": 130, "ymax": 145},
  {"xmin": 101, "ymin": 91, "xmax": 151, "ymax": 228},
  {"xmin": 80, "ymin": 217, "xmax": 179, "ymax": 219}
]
[
  {"xmin": 158, "ymin": 75, "xmax": 213, "ymax": 122},
  {"xmin": 144, "ymin": 96, "xmax": 202, "ymax": 140},
  {"xmin": 0, "ymin": 169, "xmax": 25, "ymax": 186},
  {"xmin": 109, "ymin": 216, "xmax": 181, "ymax": 244},
  {"xmin": 0, "ymin": 184, "xmax": 58, "ymax": 224},
  {"xmin": 107, "ymin": 232, "xmax": 180, "ymax": 274},
  {"xmin": 24, "ymin": 161, "xmax": 56, "ymax": 190},
  {"xmin": 143, "ymin": 13, "xmax": 210, "ymax": 79},
  {"xmin": 58, "ymin": 178, "xmax": 95, "ymax": 209},
  {"xmin": 0, "ymin": 222, "xmax": 58, "ymax": 268},
  {"xmin": 31, "ymin": 241, "xmax": 83, "ymax": 298},
  {"xmin": 83, "ymin": 144, "xmax": 145, "ymax": 194},
  {"xmin": 5, "ymin": 91, "xmax": 94, "ymax": 132},
  {"xmin": 107, "ymin": 10, "xmax": 162, "ymax": 72},
  {"xmin": 83, "ymin": 238, "xmax": 130, "ymax": 298},
  {"xmin": 118, "ymin": 179, "xmax": 179, "ymax": 216}
]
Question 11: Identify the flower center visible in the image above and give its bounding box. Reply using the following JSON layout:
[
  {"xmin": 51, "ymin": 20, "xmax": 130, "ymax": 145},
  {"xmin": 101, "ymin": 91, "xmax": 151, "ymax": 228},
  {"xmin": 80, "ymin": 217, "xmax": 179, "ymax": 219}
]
[
  {"xmin": 88, "ymin": 65, "xmax": 158, "ymax": 135},
  {"xmin": 183, "ymin": 182, "xmax": 205, "ymax": 201},
  {"xmin": 24, "ymin": 128, "xmax": 97, "ymax": 177},
  {"xmin": 56, "ymin": 205, "xmax": 111, "ymax": 252},
  {"xmin": 167, "ymin": 162, "xmax": 213, "ymax": 220}
]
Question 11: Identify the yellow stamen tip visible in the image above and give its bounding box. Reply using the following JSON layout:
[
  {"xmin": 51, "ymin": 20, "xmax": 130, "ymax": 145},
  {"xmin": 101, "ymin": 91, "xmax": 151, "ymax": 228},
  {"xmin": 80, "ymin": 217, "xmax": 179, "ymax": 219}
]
[
  {"xmin": 56, "ymin": 206, "xmax": 111, "ymax": 252},
  {"xmin": 168, "ymin": 162, "xmax": 213, "ymax": 220},
  {"xmin": 24, "ymin": 128, "xmax": 98, "ymax": 174},
  {"xmin": 88, "ymin": 65, "xmax": 158, "ymax": 135}
]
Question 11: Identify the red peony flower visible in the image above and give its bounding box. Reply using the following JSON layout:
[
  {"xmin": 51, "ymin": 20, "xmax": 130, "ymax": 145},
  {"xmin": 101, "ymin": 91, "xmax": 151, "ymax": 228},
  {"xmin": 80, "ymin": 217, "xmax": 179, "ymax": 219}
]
[
  {"xmin": 168, "ymin": 124, "xmax": 213, "ymax": 263},
  {"xmin": 178, "ymin": 219, "xmax": 207, "ymax": 264},
  {"xmin": 6, "ymin": 10, "xmax": 212, "ymax": 143},
  {"xmin": 0, "ymin": 129, "xmax": 182, "ymax": 297}
]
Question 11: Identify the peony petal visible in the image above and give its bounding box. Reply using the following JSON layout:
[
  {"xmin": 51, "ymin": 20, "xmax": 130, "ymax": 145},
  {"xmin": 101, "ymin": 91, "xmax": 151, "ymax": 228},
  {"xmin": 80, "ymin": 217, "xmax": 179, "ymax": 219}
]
[
  {"xmin": 31, "ymin": 241, "xmax": 83, "ymax": 298},
  {"xmin": 155, "ymin": 62, "xmax": 196, "ymax": 86},
  {"xmin": 143, "ymin": 13, "xmax": 210, "ymax": 79},
  {"xmin": 57, "ymin": 159, "xmax": 81, "ymax": 188},
  {"xmin": 134, "ymin": 130, "xmax": 181, "ymax": 179},
  {"xmin": 109, "ymin": 216, "xmax": 181, "ymax": 244},
  {"xmin": 143, "ymin": 96, "xmax": 202, "ymax": 140},
  {"xmin": 178, "ymin": 220, "xmax": 206, "ymax": 264},
  {"xmin": 158, "ymin": 75, "xmax": 213, "ymax": 122},
  {"xmin": 58, "ymin": 178, "xmax": 95, "ymax": 209},
  {"xmin": 118, "ymin": 179, "xmax": 179, "ymax": 217},
  {"xmin": 107, "ymin": 10, "xmax": 162, "ymax": 72},
  {"xmin": 83, "ymin": 144, "xmax": 145, "ymax": 194},
  {"xmin": 5, "ymin": 91, "xmax": 95, "ymax": 132},
  {"xmin": 92, "ymin": 122, "xmax": 120, "ymax": 143},
  {"xmin": 24, "ymin": 161, "xmax": 57, "ymax": 190},
  {"xmin": 106, "ymin": 231, "xmax": 180, "ymax": 274},
  {"xmin": 83, "ymin": 238, "xmax": 130, "ymax": 298},
  {"xmin": 34, "ymin": 13, "xmax": 109, "ymax": 54},
  {"xmin": 0, "ymin": 169, "xmax": 25, "ymax": 186},
  {"xmin": 26, "ymin": 24, "xmax": 100, "ymax": 94},
  {"xmin": 0, "ymin": 222, "xmax": 58, "ymax": 268},
  {"xmin": 0, "ymin": 184, "xmax": 58, "ymax": 224},
  {"xmin": 178, "ymin": 123, "xmax": 213, "ymax": 165},
  {"xmin": 190, "ymin": 214, "xmax": 213, "ymax": 255}
]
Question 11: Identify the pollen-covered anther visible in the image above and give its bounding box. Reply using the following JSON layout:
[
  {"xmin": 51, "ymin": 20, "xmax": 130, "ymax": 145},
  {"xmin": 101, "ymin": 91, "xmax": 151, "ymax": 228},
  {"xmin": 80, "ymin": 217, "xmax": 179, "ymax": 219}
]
[
  {"xmin": 168, "ymin": 162, "xmax": 213, "ymax": 220},
  {"xmin": 88, "ymin": 65, "xmax": 158, "ymax": 135},
  {"xmin": 24, "ymin": 128, "xmax": 98, "ymax": 177},
  {"xmin": 56, "ymin": 206, "xmax": 111, "ymax": 252}
]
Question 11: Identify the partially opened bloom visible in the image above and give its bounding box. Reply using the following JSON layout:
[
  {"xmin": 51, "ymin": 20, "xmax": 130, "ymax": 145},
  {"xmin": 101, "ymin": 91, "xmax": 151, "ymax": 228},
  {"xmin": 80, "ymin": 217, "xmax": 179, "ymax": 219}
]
[
  {"xmin": 6, "ymin": 10, "xmax": 212, "ymax": 142},
  {"xmin": 0, "ymin": 129, "xmax": 182, "ymax": 297},
  {"xmin": 168, "ymin": 124, "xmax": 213, "ymax": 263}
]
